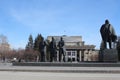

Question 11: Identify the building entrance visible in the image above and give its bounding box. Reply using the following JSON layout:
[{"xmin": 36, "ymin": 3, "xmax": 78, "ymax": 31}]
[{"xmin": 65, "ymin": 51, "xmax": 77, "ymax": 62}]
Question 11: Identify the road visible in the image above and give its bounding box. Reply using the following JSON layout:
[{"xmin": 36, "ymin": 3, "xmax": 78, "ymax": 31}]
[{"xmin": 0, "ymin": 71, "xmax": 120, "ymax": 80}]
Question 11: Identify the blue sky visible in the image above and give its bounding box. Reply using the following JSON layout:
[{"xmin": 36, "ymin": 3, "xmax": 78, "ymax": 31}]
[{"xmin": 0, "ymin": 0, "xmax": 120, "ymax": 49}]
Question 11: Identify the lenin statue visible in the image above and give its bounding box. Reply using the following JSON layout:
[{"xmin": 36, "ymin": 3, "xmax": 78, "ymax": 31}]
[
  {"xmin": 100, "ymin": 19, "xmax": 117, "ymax": 49},
  {"xmin": 100, "ymin": 20, "xmax": 118, "ymax": 62}
]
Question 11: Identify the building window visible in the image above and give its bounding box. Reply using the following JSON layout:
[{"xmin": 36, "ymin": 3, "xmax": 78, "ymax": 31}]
[
  {"xmin": 68, "ymin": 52, "xmax": 71, "ymax": 56},
  {"xmin": 66, "ymin": 51, "xmax": 77, "ymax": 62},
  {"xmin": 72, "ymin": 52, "xmax": 76, "ymax": 56}
]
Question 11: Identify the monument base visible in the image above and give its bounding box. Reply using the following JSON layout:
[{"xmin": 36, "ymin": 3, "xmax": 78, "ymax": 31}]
[
  {"xmin": 103, "ymin": 49, "xmax": 118, "ymax": 62},
  {"xmin": 13, "ymin": 62, "xmax": 120, "ymax": 67}
]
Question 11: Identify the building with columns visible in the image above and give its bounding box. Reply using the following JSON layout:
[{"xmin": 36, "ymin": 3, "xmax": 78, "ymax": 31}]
[{"xmin": 47, "ymin": 35, "xmax": 98, "ymax": 62}]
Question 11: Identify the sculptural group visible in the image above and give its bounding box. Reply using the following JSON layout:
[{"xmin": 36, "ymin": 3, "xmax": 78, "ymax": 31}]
[{"xmin": 39, "ymin": 37, "xmax": 65, "ymax": 62}]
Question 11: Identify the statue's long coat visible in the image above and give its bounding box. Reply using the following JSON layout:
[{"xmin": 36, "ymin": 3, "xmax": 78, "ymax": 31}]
[{"xmin": 100, "ymin": 24, "xmax": 116, "ymax": 42}]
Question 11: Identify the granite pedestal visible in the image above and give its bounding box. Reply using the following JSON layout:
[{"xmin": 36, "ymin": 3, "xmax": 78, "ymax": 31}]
[{"xmin": 103, "ymin": 49, "xmax": 118, "ymax": 62}]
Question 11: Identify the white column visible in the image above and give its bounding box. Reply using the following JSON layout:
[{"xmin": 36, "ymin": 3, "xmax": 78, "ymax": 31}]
[
  {"xmin": 75, "ymin": 51, "xmax": 77, "ymax": 62},
  {"xmin": 57, "ymin": 51, "xmax": 59, "ymax": 62},
  {"xmin": 84, "ymin": 50, "xmax": 88, "ymax": 61},
  {"xmin": 71, "ymin": 51, "xmax": 72, "ymax": 62},
  {"xmin": 65, "ymin": 51, "xmax": 68, "ymax": 62},
  {"xmin": 88, "ymin": 50, "xmax": 91, "ymax": 61},
  {"xmin": 79, "ymin": 50, "xmax": 81, "ymax": 61}
]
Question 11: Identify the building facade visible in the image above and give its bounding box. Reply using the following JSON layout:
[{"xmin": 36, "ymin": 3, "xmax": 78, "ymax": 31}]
[{"xmin": 47, "ymin": 35, "xmax": 99, "ymax": 62}]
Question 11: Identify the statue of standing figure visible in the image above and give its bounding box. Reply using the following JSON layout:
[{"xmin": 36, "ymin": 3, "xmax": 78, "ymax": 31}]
[
  {"xmin": 49, "ymin": 37, "xmax": 57, "ymax": 62},
  {"xmin": 58, "ymin": 37, "xmax": 65, "ymax": 62},
  {"xmin": 100, "ymin": 19, "xmax": 117, "ymax": 49},
  {"xmin": 39, "ymin": 37, "xmax": 46, "ymax": 62}
]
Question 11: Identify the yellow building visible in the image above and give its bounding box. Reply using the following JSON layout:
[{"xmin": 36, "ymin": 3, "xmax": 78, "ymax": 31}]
[{"xmin": 0, "ymin": 43, "xmax": 10, "ymax": 51}]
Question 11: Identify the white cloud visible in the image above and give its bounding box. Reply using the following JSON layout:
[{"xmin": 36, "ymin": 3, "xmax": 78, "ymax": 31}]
[{"xmin": 9, "ymin": 8, "xmax": 65, "ymax": 31}]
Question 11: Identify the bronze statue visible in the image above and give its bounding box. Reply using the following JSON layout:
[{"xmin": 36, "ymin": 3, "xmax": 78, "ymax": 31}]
[
  {"xmin": 49, "ymin": 37, "xmax": 57, "ymax": 62},
  {"xmin": 39, "ymin": 37, "xmax": 46, "ymax": 62},
  {"xmin": 100, "ymin": 19, "xmax": 117, "ymax": 49},
  {"xmin": 58, "ymin": 37, "xmax": 65, "ymax": 62}
]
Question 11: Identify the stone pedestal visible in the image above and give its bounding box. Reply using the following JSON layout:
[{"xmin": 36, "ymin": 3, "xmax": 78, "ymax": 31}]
[{"xmin": 103, "ymin": 49, "xmax": 118, "ymax": 62}]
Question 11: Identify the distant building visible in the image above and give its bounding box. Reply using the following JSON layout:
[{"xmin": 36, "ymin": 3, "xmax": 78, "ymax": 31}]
[
  {"xmin": 0, "ymin": 43, "xmax": 10, "ymax": 51},
  {"xmin": 47, "ymin": 35, "xmax": 98, "ymax": 62},
  {"xmin": 0, "ymin": 34, "xmax": 10, "ymax": 51},
  {"xmin": 0, "ymin": 42, "xmax": 10, "ymax": 61}
]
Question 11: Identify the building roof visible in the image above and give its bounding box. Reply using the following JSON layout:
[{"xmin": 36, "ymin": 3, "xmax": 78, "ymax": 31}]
[
  {"xmin": 47, "ymin": 35, "xmax": 96, "ymax": 50},
  {"xmin": 47, "ymin": 36, "xmax": 82, "ymax": 42}
]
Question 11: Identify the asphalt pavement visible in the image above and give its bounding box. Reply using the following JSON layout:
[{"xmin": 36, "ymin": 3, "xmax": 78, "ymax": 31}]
[{"xmin": 0, "ymin": 71, "xmax": 120, "ymax": 80}]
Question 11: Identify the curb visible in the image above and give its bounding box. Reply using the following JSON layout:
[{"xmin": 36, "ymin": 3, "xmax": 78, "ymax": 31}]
[
  {"xmin": 13, "ymin": 62, "xmax": 120, "ymax": 67},
  {"xmin": 0, "ymin": 69, "xmax": 120, "ymax": 73}
]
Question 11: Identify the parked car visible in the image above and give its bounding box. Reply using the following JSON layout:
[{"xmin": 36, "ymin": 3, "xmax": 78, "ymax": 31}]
[{"xmin": 11, "ymin": 58, "xmax": 18, "ymax": 62}]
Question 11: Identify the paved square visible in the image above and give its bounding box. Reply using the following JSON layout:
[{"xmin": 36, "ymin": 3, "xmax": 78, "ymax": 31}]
[{"xmin": 0, "ymin": 71, "xmax": 120, "ymax": 80}]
